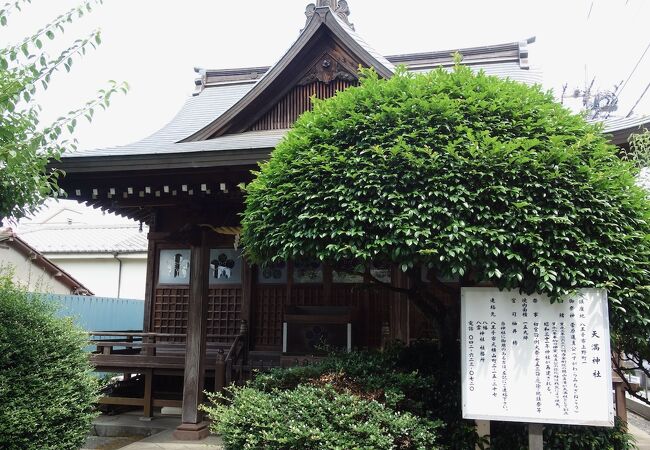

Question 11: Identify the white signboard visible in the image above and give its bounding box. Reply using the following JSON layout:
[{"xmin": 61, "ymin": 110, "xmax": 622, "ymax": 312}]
[{"xmin": 461, "ymin": 288, "xmax": 614, "ymax": 427}]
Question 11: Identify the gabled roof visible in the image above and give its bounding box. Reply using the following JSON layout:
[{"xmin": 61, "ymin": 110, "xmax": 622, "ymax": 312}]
[
  {"xmin": 58, "ymin": 3, "xmax": 539, "ymax": 172},
  {"xmin": 182, "ymin": 5, "xmax": 395, "ymax": 142},
  {"xmin": 0, "ymin": 228, "xmax": 93, "ymax": 294},
  {"xmin": 61, "ymin": 42, "xmax": 538, "ymax": 168}
]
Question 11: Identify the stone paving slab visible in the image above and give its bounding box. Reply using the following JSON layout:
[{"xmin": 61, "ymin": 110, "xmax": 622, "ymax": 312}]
[
  {"xmin": 630, "ymin": 424, "xmax": 650, "ymax": 450},
  {"xmin": 628, "ymin": 411, "xmax": 650, "ymax": 449},
  {"xmin": 118, "ymin": 430, "xmax": 224, "ymax": 450},
  {"xmin": 82, "ymin": 435, "xmax": 142, "ymax": 450}
]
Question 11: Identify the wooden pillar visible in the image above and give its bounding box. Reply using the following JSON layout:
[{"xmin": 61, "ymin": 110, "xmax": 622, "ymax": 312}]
[
  {"xmin": 174, "ymin": 232, "xmax": 210, "ymax": 440},
  {"xmin": 142, "ymin": 369, "xmax": 153, "ymax": 420},
  {"xmin": 214, "ymin": 349, "xmax": 226, "ymax": 393},
  {"xmin": 614, "ymin": 377, "xmax": 628, "ymax": 425},
  {"xmin": 142, "ymin": 236, "xmax": 157, "ymax": 333},
  {"xmin": 241, "ymin": 257, "xmax": 253, "ymax": 354}
]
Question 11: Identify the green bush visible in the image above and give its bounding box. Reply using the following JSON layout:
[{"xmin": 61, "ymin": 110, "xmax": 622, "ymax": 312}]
[
  {"xmin": 0, "ymin": 275, "xmax": 98, "ymax": 450},
  {"xmin": 246, "ymin": 345, "xmax": 635, "ymax": 450},
  {"xmin": 489, "ymin": 419, "xmax": 634, "ymax": 450},
  {"xmin": 204, "ymin": 384, "xmax": 442, "ymax": 450}
]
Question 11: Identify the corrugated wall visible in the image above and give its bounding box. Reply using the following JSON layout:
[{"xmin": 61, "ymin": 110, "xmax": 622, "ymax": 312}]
[{"xmin": 46, "ymin": 294, "xmax": 144, "ymax": 332}]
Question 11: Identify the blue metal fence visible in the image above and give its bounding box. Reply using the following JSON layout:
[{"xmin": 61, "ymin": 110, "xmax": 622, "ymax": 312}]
[{"xmin": 45, "ymin": 294, "xmax": 144, "ymax": 332}]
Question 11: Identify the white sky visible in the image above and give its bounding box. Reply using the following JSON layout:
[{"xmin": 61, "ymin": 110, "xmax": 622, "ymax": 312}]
[{"xmin": 1, "ymin": 0, "xmax": 649, "ymax": 151}]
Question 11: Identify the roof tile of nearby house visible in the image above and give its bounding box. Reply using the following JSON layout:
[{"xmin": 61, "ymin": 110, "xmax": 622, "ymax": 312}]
[
  {"xmin": 598, "ymin": 115, "xmax": 650, "ymax": 145},
  {"xmin": 18, "ymin": 224, "xmax": 148, "ymax": 254},
  {"xmin": 0, "ymin": 227, "xmax": 93, "ymax": 294}
]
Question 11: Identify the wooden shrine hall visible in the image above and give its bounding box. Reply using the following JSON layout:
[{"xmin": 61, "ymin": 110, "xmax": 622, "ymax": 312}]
[{"xmin": 55, "ymin": 0, "xmax": 540, "ymax": 440}]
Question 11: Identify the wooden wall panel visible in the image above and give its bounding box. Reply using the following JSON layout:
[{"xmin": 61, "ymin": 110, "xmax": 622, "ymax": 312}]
[
  {"xmin": 252, "ymin": 285, "xmax": 286, "ymax": 349},
  {"xmin": 153, "ymin": 287, "xmax": 189, "ymax": 340},
  {"xmin": 207, "ymin": 287, "xmax": 242, "ymax": 342},
  {"xmin": 291, "ymin": 285, "xmax": 324, "ymax": 306},
  {"xmin": 248, "ymin": 80, "xmax": 356, "ymax": 131},
  {"xmin": 330, "ymin": 285, "xmax": 390, "ymax": 348},
  {"xmin": 152, "ymin": 286, "xmax": 242, "ymax": 343}
]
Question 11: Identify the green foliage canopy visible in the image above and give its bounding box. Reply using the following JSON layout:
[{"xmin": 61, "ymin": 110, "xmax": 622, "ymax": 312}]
[
  {"xmin": 0, "ymin": 0, "xmax": 128, "ymax": 220},
  {"xmin": 0, "ymin": 274, "xmax": 98, "ymax": 450},
  {"xmin": 242, "ymin": 66, "xmax": 650, "ymax": 348}
]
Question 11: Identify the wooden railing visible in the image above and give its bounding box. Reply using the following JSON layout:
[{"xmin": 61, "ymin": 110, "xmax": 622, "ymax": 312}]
[
  {"xmin": 215, "ymin": 320, "xmax": 249, "ymax": 393},
  {"xmin": 89, "ymin": 322, "xmax": 249, "ymax": 386},
  {"xmin": 89, "ymin": 331, "xmax": 239, "ymax": 358},
  {"xmin": 90, "ymin": 323, "xmax": 249, "ymax": 417}
]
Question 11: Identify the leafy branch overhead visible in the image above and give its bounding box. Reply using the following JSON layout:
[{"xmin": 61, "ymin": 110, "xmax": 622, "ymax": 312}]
[
  {"xmin": 0, "ymin": 0, "xmax": 128, "ymax": 220},
  {"xmin": 242, "ymin": 65, "xmax": 650, "ymax": 357}
]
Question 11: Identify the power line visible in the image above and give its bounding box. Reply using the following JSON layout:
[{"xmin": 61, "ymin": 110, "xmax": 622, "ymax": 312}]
[
  {"xmin": 605, "ymin": 40, "xmax": 650, "ymax": 118},
  {"xmin": 626, "ymin": 80, "xmax": 650, "ymax": 117}
]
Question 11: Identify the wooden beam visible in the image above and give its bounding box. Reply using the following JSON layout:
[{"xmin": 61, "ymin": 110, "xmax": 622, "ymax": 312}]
[
  {"xmin": 179, "ymin": 231, "xmax": 210, "ymax": 427},
  {"xmin": 98, "ymin": 396, "xmax": 144, "ymax": 406}
]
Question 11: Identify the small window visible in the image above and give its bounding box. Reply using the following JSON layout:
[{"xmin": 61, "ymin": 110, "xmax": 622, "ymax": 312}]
[
  {"xmin": 293, "ymin": 260, "xmax": 323, "ymax": 284},
  {"xmin": 158, "ymin": 249, "xmax": 191, "ymax": 284},
  {"xmin": 258, "ymin": 261, "xmax": 287, "ymax": 284},
  {"xmin": 332, "ymin": 260, "xmax": 364, "ymax": 284},
  {"xmin": 209, "ymin": 249, "xmax": 243, "ymax": 284}
]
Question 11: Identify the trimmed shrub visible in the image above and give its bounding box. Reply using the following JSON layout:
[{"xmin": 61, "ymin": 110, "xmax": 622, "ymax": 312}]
[
  {"xmin": 245, "ymin": 344, "xmax": 635, "ymax": 450},
  {"xmin": 489, "ymin": 419, "xmax": 634, "ymax": 450},
  {"xmin": 0, "ymin": 275, "xmax": 98, "ymax": 450},
  {"xmin": 204, "ymin": 384, "xmax": 442, "ymax": 450}
]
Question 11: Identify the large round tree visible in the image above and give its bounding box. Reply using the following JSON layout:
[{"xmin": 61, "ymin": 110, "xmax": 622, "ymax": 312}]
[{"xmin": 242, "ymin": 65, "xmax": 650, "ymax": 359}]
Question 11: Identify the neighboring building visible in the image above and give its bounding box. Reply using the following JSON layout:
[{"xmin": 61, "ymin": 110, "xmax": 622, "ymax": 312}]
[
  {"xmin": 600, "ymin": 115, "xmax": 650, "ymax": 147},
  {"xmin": 0, "ymin": 227, "xmax": 91, "ymax": 295},
  {"xmin": 17, "ymin": 200, "xmax": 148, "ymax": 299},
  {"xmin": 50, "ymin": 0, "xmax": 647, "ymax": 438}
]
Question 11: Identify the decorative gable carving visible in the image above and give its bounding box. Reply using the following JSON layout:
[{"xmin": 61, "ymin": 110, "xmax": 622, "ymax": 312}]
[
  {"xmin": 297, "ymin": 52, "xmax": 357, "ymax": 85},
  {"xmin": 305, "ymin": 1, "xmax": 354, "ymax": 30}
]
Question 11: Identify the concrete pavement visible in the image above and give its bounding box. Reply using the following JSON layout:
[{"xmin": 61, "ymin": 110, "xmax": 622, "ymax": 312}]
[
  {"xmin": 117, "ymin": 430, "xmax": 224, "ymax": 450},
  {"xmin": 630, "ymin": 423, "xmax": 650, "ymax": 450}
]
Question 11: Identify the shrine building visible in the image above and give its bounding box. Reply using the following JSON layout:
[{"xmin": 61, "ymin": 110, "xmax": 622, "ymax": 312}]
[{"xmin": 55, "ymin": 0, "xmax": 558, "ymax": 440}]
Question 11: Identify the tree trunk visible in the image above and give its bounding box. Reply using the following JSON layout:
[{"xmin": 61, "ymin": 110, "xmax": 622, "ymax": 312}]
[{"xmin": 405, "ymin": 270, "xmax": 461, "ymax": 363}]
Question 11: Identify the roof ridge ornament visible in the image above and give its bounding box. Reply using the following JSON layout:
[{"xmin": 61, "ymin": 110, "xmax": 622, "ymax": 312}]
[{"xmin": 304, "ymin": 0, "xmax": 355, "ymax": 31}]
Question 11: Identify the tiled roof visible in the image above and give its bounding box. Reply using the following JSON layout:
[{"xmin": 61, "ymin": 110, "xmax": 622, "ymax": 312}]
[
  {"xmin": 67, "ymin": 129, "xmax": 286, "ymax": 158},
  {"xmin": 0, "ymin": 227, "xmax": 93, "ymax": 294},
  {"xmin": 65, "ymin": 60, "xmax": 538, "ymax": 159},
  {"xmin": 60, "ymin": 6, "xmax": 537, "ymax": 160},
  {"xmin": 329, "ymin": 9, "xmax": 395, "ymax": 73},
  {"xmin": 410, "ymin": 61, "xmax": 543, "ymax": 86},
  {"xmin": 18, "ymin": 224, "xmax": 148, "ymax": 254},
  {"xmin": 594, "ymin": 115, "xmax": 650, "ymax": 145},
  {"xmin": 66, "ymin": 82, "xmax": 255, "ymax": 158},
  {"xmin": 599, "ymin": 115, "xmax": 650, "ymax": 134}
]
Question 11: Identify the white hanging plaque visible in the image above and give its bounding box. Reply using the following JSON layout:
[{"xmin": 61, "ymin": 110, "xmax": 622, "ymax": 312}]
[{"xmin": 461, "ymin": 288, "xmax": 613, "ymax": 427}]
